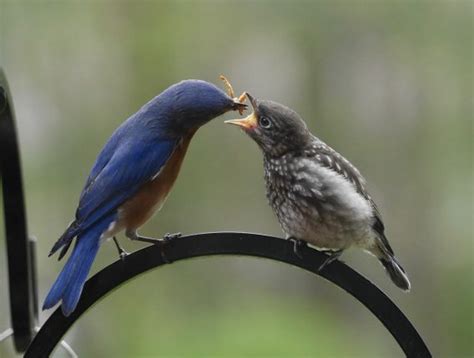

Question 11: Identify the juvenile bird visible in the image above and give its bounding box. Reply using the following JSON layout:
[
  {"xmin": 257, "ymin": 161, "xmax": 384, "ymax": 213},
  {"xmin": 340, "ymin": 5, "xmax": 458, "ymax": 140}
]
[
  {"xmin": 44, "ymin": 78, "xmax": 247, "ymax": 316},
  {"xmin": 226, "ymin": 94, "xmax": 410, "ymax": 291}
]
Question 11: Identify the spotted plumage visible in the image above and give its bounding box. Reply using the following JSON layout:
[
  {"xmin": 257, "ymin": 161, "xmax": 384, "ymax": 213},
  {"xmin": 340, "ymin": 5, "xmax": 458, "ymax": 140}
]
[{"xmin": 226, "ymin": 94, "xmax": 410, "ymax": 291}]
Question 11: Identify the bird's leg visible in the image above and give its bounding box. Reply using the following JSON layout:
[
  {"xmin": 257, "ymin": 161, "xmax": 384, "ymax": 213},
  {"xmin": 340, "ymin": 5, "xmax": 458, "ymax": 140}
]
[
  {"xmin": 126, "ymin": 229, "xmax": 164, "ymax": 245},
  {"xmin": 112, "ymin": 236, "xmax": 129, "ymax": 261},
  {"xmin": 318, "ymin": 249, "xmax": 343, "ymax": 271},
  {"xmin": 287, "ymin": 237, "xmax": 307, "ymax": 259},
  {"xmin": 126, "ymin": 229, "xmax": 174, "ymax": 264}
]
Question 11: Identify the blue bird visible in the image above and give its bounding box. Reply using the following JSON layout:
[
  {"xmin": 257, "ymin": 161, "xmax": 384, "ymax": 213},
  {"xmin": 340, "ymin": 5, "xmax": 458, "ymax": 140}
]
[{"xmin": 43, "ymin": 78, "xmax": 247, "ymax": 316}]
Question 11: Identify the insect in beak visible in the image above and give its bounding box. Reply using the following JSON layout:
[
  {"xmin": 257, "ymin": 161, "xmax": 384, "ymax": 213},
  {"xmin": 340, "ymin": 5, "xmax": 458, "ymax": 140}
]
[{"xmin": 220, "ymin": 75, "xmax": 247, "ymax": 115}]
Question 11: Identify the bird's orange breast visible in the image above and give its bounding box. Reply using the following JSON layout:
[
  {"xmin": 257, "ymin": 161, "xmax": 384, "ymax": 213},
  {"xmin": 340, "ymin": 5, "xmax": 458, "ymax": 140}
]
[{"xmin": 120, "ymin": 132, "xmax": 195, "ymax": 230}]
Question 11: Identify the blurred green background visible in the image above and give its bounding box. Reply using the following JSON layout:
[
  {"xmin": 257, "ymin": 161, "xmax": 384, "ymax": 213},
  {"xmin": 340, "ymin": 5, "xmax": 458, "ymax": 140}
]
[{"xmin": 0, "ymin": 1, "xmax": 472, "ymax": 357}]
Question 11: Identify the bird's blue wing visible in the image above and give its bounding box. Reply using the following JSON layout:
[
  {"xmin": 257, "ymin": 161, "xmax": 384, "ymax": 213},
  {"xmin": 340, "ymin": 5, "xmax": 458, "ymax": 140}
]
[
  {"xmin": 79, "ymin": 120, "xmax": 131, "ymax": 202},
  {"xmin": 49, "ymin": 136, "xmax": 178, "ymax": 257},
  {"xmin": 76, "ymin": 137, "xmax": 178, "ymax": 228}
]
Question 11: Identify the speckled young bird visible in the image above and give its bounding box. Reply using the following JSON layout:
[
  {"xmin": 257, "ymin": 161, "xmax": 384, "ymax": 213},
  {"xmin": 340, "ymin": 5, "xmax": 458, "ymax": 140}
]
[{"xmin": 226, "ymin": 94, "xmax": 410, "ymax": 291}]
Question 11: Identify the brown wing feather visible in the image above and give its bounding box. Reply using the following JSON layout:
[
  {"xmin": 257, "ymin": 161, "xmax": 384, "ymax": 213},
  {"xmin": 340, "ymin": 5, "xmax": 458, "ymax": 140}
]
[{"xmin": 304, "ymin": 140, "xmax": 393, "ymax": 253}]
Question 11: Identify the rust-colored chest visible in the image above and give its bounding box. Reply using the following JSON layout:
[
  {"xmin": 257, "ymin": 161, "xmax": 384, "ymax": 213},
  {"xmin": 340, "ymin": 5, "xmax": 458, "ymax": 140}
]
[{"xmin": 120, "ymin": 133, "xmax": 195, "ymax": 230}]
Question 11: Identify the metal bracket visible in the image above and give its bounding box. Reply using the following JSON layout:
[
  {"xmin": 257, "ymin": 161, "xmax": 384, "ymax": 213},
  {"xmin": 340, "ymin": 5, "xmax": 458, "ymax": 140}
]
[
  {"xmin": 26, "ymin": 233, "xmax": 431, "ymax": 357},
  {"xmin": 0, "ymin": 68, "xmax": 37, "ymax": 352},
  {"xmin": 1, "ymin": 326, "xmax": 77, "ymax": 358}
]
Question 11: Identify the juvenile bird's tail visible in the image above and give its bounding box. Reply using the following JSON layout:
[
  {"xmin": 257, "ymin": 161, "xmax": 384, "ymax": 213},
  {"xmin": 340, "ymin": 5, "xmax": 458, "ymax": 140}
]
[
  {"xmin": 372, "ymin": 236, "xmax": 411, "ymax": 292},
  {"xmin": 43, "ymin": 223, "xmax": 105, "ymax": 316},
  {"xmin": 380, "ymin": 256, "xmax": 411, "ymax": 291}
]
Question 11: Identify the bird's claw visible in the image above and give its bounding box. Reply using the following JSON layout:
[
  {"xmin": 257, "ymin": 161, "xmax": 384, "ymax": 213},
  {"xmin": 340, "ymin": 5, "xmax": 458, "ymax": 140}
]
[
  {"xmin": 112, "ymin": 236, "xmax": 129, "ymax": 261},
  {"xmin": 126, "ymin": 232, "xmax": 175, "ymax": 263},
  {"xmin": 119, "ymin": 250, "xmax": 129, "ymax": 261},
  {"xmin": 163, "ymin": 232, "xmax": 182, "ymax": 241},
  {"xmin": 288, "ymin": 237, "xmax": 307, "ymax": 259},
  {"xmin": 318, "ymin": 250, "xmax": 343, "ymax": 271},
  {"xmin": 158, "ymin": 232, "xmax": 181, "ymax": 264},
  {"xmin": 139, "ymin": 236, "xmax": 172, "ymax": 264}
]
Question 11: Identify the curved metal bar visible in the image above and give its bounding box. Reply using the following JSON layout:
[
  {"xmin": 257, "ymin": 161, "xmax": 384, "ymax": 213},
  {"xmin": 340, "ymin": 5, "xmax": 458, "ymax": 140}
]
[
  {"xmin": 0, "ymin": 68, "xmax": 36, "ymax": 352},
  {"xmin": 26, "ymin": 233, "xmax": 431, "ymax": 357}
]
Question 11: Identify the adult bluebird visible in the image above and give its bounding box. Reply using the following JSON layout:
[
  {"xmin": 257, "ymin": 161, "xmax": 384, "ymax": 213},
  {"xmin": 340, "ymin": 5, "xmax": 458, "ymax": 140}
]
[
  {"xmin": 226, "ymin": 94, "xmax": 410, "ymax": 291},
  {"xmin": 43, "ymin": 78, "xmax": 247, "ymax": 316}
]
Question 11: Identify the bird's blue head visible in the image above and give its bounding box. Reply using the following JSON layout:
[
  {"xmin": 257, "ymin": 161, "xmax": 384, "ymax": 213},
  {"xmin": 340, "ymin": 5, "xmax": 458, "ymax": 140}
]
[{"xmin": 143, "ymin": 79, "xmax": 247, "ymax": 137}]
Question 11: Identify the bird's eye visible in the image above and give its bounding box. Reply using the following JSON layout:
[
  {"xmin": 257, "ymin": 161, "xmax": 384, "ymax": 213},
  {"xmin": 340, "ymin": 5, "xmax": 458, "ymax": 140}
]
[{"xmin": 259, "ymin": 116, "xmax": 272, "ymax": 129}]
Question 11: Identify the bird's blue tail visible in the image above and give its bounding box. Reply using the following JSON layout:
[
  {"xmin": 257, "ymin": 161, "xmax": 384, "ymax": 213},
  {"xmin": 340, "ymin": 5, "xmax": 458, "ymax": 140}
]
[{"xmin": 43, "ymin": 217, "xmax": 112, "ymax": 316}]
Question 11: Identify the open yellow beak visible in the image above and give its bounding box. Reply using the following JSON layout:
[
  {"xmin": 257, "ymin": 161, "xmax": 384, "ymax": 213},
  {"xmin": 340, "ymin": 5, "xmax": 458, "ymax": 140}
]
[{"xmin": 225, "ymin": 112, "xmax": 258, "ymax": 130}]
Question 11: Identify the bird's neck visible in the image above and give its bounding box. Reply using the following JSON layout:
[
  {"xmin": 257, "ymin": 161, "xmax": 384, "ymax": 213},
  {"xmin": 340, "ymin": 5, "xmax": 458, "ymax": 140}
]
[
  {"xmin": 263, "ymin": 151, "xmax": 293, "ymax": 174},
  {"xmin": 262, "ymin": 145, "xmax": 305, "ymax": 163}
]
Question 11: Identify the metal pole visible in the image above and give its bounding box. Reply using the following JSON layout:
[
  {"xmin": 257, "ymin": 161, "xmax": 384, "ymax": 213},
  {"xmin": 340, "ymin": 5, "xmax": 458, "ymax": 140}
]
[{"xmin": 0, "ymin": 68, "xmax": 37, "ymax": 352}]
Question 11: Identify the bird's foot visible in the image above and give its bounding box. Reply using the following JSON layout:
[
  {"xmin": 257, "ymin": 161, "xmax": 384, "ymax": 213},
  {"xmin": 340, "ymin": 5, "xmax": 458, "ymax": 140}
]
[
  {"xmin": 112, "ymin": 237, "xmax": 129, "ymax": 261},
  {"xmin": 127, "ymin": 230, "xmax": 173, "ymax": 264},
  {"xmin": 119, "ymin": 250, "xmax": 129, "ymax": 261},
  {"xmin": 163, "ymin": 232, "xmax": 182, "ymax": 241},
  {"xmin": 138, "ymin": 235, "xmax": 172, "ymax": 264},
  {"xmin": 288, "ymin": 237, "xmax": 307, "ymax": 259},
  {"xmin": 158, "ymin": 232, "xmax": 182, "ymax": 263},
  {"xmin": 145, "ymin": 236, "xmax": 172, "ymax": 264},
  {"xmin": 219, "ymin": 75, "xmax": 247, "ymax": 115},
  {"xmin": 318, "ymin": 250, "xmax": 343, "ymax": 271},
  {"xmin": 130, "ymin": 234, "xmax": 164, "ymax": 245}
]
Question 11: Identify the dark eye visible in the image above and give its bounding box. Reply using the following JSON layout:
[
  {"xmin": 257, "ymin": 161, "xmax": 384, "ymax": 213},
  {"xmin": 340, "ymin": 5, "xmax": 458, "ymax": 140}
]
[{"xmin": 259, "ymin": 116, "xmax": 272, "ymax": 129}]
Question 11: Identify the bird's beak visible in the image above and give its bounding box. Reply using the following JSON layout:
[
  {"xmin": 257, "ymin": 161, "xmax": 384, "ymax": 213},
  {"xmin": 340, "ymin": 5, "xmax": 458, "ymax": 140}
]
[
  {"xmin": 246, "ymin": 92, "xmax": 258, "ymax": 111},
  {"xmin": 225, "ymin": 111, "xmax": 258, "ymax": 130},
  {"xmin": 232, "ymin": 100, "xmax": 247, "ymax": 115},
  {"xmin": 225, "ymin": 92, "xmax": 258, "ymax": 129}
]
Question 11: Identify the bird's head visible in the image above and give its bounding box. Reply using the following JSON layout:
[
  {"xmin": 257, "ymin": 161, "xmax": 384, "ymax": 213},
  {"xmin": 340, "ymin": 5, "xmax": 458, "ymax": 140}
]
[
  {"xmin": 147, "ymin": 79, "xmax": 247, "ymax": 136},
  {"xmin": 225, "ymin": 93, "xmax": 310, "ymax": 157}
]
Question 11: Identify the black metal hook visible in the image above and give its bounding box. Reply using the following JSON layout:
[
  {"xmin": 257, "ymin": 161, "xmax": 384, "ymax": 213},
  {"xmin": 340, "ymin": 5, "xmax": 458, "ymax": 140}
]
[
  {"xmin": 26, "ymin": 233, "xmax": 431, "ymax": 358},
  {"xmin": 0, "ymin": 68, "xmax": 37, "ymax": 352}
]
